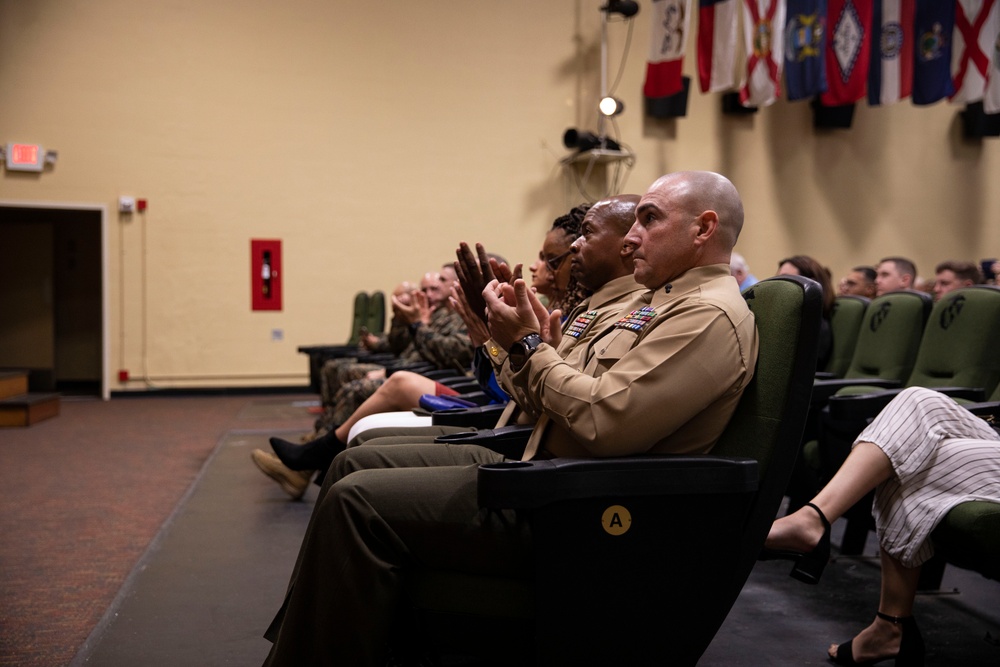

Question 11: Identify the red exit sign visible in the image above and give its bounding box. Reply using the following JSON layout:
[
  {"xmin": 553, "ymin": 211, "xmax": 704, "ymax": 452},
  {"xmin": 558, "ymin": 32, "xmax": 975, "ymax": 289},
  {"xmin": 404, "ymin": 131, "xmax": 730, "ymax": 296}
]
[{"xmin": 6, "ymin": 143, "xmax": 45, "ymax": 171}]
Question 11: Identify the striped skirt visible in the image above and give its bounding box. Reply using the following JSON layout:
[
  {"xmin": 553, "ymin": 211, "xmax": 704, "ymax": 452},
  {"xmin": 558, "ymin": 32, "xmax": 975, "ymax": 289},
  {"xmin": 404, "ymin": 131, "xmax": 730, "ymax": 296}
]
[{"xmin": 854, "ymin": 386, "xmax": 1000, "ymax": 567}]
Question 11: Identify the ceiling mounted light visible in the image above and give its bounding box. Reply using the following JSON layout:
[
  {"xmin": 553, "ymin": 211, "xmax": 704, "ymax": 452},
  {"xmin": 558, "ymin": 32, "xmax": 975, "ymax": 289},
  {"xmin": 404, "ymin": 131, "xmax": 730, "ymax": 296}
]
[
  {"xmin": 599, "ymin": 96, "xmax": 625, "ymax": 116},
  {"xmin": 601, "ymin": 0, "xmax": 640, "ymax": 17},
  {"xmin": 563, "ymin": 128, "xmax": 621, "ymax": 152}
]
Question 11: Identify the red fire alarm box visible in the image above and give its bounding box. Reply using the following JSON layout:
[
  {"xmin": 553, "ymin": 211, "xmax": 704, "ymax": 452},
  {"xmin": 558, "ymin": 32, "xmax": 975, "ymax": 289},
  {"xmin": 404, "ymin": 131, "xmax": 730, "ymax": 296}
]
[{"xmin": 251, "ymin": 239, "xmax": 282, "ymax": 311}]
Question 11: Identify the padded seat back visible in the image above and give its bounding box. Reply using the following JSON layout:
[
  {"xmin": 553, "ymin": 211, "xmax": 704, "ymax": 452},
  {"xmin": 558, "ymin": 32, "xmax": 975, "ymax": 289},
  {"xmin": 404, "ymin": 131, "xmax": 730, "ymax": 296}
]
[
  {"xmin": 932, "ymin": 500, "xmax": 1000, "ymax": 582},
  {"xmin": 346, "ymin": 291, "xmax": 369, "ymax": 345},
  {"xmin": 905, "ymin": 286, "xmax": 1000, "ymax": 396},
  {"xmin": 822, "ymin": 296, "xmax": 869, "ymax": 377},
  {"xmin": 712, "ymin": 276, "xmax": 823, "ymax": 605},
  {"xmin": 842, "ymin": 290, "xmax": 932, "ymax": 382},
  {"xmin": 365, "ymin": 290, "xmax": 386, "ymax": 335}
]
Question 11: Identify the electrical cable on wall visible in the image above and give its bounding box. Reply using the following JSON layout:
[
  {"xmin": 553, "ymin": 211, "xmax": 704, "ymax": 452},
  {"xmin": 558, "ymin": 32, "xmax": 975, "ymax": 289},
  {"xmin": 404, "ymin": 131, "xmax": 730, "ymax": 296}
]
[{"xmin": 562, "ymin": 0, "xmax": 639, "ymax": 202}]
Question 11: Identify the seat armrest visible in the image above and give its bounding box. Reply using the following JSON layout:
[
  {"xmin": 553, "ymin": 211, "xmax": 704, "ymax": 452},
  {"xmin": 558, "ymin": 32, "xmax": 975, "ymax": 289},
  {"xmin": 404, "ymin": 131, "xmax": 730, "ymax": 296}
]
[
  {"xmin": 435, "ymin": 424, "xmax": 532, "ymax": 459},
  {"xmin": 964, "ymin": 400, "xmax": 1000, "ymax": 417},
  {"xmin": 811, "ymin": 378, "xmax": 902, "ymax": 406},
  {"xmin": 422, "ymin": 369, "xmax": 467, "ymax": 381},
  {"xmin": 830, "ymin": 386, "xmax": 989, "ymax": 422},
  {"xmin": 441, "ymin": 380, "xmax": 484, "ymax": 394},
  {"xmin": 828, "ymin": 389, "xmax": 902, "ymax": 421},
  {"xmin": 928, "ymin": 387, "xmax": 987, "ymax": 402},
  {"xmin": 477, "ymin": 455, "xmax": 759, "ymax": 509},
  {"xmin": 431, "ymin": 403, "xmax": 507, "ymax": 428},
  {"xmin": 813, "ymin": 372, "xmax": 837, "ymax": 380}
]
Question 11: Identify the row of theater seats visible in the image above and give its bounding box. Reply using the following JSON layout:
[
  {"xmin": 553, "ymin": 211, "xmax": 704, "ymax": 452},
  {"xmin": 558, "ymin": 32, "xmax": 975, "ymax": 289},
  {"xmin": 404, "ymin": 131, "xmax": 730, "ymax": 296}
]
[
  {"xmin": 793, "ymin": 285, "xmax": 1000, "ymax": 590},
  {"xmin": 297, "ymin": 291, "xmax": 485, "ymax": 399},
  {"xmin": 294, "ymin": 277, "xmax": 823, "ymax": 664},
  {"xmin": 293, "ymin": 280, "xmax": 996, "ymax": 663}
]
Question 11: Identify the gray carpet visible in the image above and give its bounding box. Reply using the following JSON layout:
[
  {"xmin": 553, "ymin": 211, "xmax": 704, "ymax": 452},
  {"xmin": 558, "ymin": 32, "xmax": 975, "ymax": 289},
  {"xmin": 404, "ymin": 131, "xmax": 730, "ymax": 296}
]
[{"xmin": 73, "ymin": 420, "xmax": 1000, "ymax": 666}]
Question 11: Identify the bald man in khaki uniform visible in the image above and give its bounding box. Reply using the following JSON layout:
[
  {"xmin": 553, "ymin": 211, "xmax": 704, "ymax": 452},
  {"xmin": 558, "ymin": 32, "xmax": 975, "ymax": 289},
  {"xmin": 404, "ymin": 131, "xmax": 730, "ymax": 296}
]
[{"xmin": 262, "ymin": 172, "xmax": 760, "ymax": 667}]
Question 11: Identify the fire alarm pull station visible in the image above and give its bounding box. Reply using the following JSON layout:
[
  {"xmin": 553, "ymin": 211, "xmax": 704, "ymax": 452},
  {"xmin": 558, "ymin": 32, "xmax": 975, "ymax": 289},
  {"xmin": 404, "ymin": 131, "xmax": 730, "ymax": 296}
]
[{"xmin": 251, "ymin": 239, "xmax": 282, "ymax": 311}]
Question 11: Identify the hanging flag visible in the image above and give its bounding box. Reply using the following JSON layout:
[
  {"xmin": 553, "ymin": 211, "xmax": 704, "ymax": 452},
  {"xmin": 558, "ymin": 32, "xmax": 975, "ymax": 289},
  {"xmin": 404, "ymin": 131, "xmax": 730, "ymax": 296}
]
[
  {"xmin": 740, "ymin": 0, "xmax": 787, "ymax": 107},
  {"xmin": 951, "ymin": 0, "xmax": 1000, "ymax": 105},
  {"xmin": 984, "ymin": 9, "xmax": 1000, "ymax": 111},
  {"xmin": 784, "ymin": 0, "xmax": 829, "ymax": 100},
  {"xmin": 821, "ymin": 0, "xmax": 874, "ymax": 104},
  {"xmin": 698, "ymin": 0, "xmax": 740, "ymax": 92},
  {"xmin": 644, "ymin": 0, "xmax": 694, "ymax": 99},
  {"xmin": 912, "ymin": 0, "xmax": 956, "ymax": 104},
  {"xmin": 867, "ymin": 0, "xmax": 915, "ymax": 105}
]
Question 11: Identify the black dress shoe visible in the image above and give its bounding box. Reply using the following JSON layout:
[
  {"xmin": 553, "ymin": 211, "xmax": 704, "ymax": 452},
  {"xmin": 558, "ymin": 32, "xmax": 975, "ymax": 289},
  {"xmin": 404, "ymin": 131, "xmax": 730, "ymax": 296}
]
[{"xmin": 759, "ymin": 501, "xmax": 831, "ymax": 584}]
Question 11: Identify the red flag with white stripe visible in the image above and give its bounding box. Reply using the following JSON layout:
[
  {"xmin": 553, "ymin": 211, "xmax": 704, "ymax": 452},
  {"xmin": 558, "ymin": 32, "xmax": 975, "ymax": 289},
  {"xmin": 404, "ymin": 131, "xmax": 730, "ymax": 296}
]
[
  {"xmin": 698, "ymin": 0, "xmax": 740, "ymax": 92},
  {"xmin": 740, "ymin": 0, "xmax": 787, "ymax": 107}
]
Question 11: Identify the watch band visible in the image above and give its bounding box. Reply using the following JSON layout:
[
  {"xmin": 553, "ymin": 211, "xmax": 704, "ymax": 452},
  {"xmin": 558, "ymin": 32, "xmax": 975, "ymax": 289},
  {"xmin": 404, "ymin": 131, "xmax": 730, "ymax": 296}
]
[{"xmin": 509, "ymin": 333, "xmax": 543, "ymax": 372}]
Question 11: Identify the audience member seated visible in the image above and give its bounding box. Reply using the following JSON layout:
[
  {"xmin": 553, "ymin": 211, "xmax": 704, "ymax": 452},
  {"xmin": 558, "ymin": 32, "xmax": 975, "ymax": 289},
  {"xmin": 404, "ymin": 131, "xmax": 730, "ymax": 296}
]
[
  {"xmin": 875, "ymin": 256, "xmax": 917, "ymax": 296},
  {"xmin": 764, "ymin": 387, "xmax": 1000, "ymax": 666},
  {"xmin": 776, "ymin": 255, "xmax": 835, "ymax": 370},
  {"xmin": 349, "ymin": 195, "xmax": 647, "ymax": 449},
  {"xmin": 837, "ymin": 266, "xmax": 877, "ymax": 298},
  {"xmin": 253, "ymin": 197, "xmax": 644, "ymax": 498},
  {"xmin": 730, "ymin": 251, "xmax": 759, "ymax": 290},
  {"xmin": 529, "ymin": 205, "xmax": 591, "ymax": 315},
  {"xmin": 311, "ymin": 267, "xmax": 473, "ymax": 438},
  {"xmin": 260, "ymin": 171, "xmax": 759, "ymax": 665},
  {"xmin": 314, "ymin": 270, "xmax": 459, "ymax": 432},
  {"xmin": 932, "ymin": 260, "xmax": 983, "ymax": 300},
  {"xmin": 356, "ymin": 280, "xmax": 415, "ymax": 353}
]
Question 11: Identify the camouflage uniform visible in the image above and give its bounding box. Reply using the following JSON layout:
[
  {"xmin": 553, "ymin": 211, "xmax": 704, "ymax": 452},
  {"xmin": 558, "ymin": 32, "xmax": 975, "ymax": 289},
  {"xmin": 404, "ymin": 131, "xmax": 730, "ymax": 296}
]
[
  {"xmin": 313, "ymin": 306, "xmax": 474, "ymax": 434},
  {"xmin": 318, "ymin": 316, "xmax": 429, "ymax": 406}
]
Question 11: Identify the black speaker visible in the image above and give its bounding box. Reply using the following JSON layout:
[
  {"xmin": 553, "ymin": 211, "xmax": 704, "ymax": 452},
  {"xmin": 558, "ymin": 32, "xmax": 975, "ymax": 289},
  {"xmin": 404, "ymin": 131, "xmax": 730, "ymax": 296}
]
[
  {"xmin": 721, "ymin": 91, "xmax": 758, "ymax": 115},
  {"xmin": 811, "ymin": 98, "xmax": 855, "ymax": 129},
  {"xmin": 960, "ymin": 101, "xmax": 1000, "ymax": 138},
  {"xmin": 645, "ymin": 76, "xmax": 691, "ymax": 118}
]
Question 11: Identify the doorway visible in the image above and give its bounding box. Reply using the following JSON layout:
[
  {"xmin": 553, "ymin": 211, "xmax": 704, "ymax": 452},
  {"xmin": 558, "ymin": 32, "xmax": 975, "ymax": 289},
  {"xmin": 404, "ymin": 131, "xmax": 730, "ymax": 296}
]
[{"xmin": 0, "ymin": 204, "xmax": 107, "ymax": 398}]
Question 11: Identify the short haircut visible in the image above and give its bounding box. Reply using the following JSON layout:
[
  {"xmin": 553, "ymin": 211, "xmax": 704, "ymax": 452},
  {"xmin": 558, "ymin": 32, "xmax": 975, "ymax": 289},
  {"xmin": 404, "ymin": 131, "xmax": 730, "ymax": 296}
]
[
  {"xmin": 935, "ymin": 260, "xmax": 983, "ymax": 284},
  {"xmin": 852, "ymin": 266, "xmax": 877, "ymax": 283},
  {"xmin": 879, "ymin": 256, "xmax": 917, "ymax": 280}
]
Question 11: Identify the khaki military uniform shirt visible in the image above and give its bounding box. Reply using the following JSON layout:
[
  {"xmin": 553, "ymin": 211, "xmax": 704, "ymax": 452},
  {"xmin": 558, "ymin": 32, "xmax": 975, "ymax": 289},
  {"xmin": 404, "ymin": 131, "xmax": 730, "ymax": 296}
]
[
  {"xmin": 493, "ymin": 264, "xmax": 758, "ymax": 459},
  {"xmin": 491, "ymin": 273, "xmax": 645, "ymax": 427}
]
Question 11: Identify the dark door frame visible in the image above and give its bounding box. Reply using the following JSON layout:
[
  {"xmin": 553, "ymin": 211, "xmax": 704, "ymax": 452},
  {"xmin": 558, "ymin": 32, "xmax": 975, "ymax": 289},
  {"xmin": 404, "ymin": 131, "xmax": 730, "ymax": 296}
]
[{"xmin": 0, "ymin": 200, "xmax": 109, "ymax": 399}]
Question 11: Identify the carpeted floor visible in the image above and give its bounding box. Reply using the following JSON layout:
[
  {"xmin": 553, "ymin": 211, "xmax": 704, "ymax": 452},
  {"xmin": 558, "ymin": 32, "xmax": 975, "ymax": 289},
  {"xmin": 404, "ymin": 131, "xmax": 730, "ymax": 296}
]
[{"xmin": 0, "ymin": 393, "xmax": 316, "ymax": 667}]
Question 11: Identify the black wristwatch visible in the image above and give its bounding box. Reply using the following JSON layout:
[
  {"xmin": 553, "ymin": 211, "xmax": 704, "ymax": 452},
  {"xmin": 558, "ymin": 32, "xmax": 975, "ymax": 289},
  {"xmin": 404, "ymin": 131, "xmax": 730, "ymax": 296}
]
[{"xmin": 508, "ymin": 333, "xmax": 543, "ymax": 371}]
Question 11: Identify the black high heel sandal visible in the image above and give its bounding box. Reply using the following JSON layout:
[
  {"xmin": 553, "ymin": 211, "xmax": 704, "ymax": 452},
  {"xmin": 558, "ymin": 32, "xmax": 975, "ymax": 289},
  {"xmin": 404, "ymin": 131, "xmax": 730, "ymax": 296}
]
[
  {"xmin": 831, "ymin": 612, "xmax": 925, "ymax": 667},
  {"xmin": 759, "ymin": 501, "xmax": 831, "ymax": 584}
]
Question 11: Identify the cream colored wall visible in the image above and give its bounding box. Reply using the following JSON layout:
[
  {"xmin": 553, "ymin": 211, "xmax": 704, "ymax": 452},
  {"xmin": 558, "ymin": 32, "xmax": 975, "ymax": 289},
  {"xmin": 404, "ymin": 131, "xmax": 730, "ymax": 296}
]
[{"xmin": 2, "ymin": 1, "xmax": 997, "ymax": 391}]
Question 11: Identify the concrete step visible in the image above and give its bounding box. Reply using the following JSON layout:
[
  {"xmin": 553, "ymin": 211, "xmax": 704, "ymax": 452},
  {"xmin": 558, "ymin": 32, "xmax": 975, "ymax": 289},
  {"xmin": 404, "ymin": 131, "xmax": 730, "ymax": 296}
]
[
  {"xmin": 0, "ymin": 371, "xmax": 30, "ymax": 401},
  {"xmin": 0, "ymin": 392, "xmax": 61, "ymax": 427}
]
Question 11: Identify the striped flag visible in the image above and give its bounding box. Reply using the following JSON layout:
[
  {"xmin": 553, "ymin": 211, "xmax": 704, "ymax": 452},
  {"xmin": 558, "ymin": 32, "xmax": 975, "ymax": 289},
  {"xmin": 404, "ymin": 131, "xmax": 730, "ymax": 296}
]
[
  {"xmin": 740, "ymin": 0, "xmax": 787, "ymax": 107},
  {"xmin": 950, "ymin": 0, "xmax": 1000, "ymax": 105},
  {"xmin": 912, "ymin": 0, "xmax": 956, "ymax": 105},
  {"xmin": 868, "ymin": 0, "xmax": 915, "ymax": 105},
  {"xmin": 784, "ymin": 0, "xmax": 829, "ymax": 100},
  {"xmin": 821, "ymin": 0, "xmax": 874, "ymax": 105},
  {"xmin": 644, "ymin": 0, "xmax": 694, "ymax": 99},
  {"xmin": 698, "ymin": 0, "xmax": 740, "ymax": 92}
]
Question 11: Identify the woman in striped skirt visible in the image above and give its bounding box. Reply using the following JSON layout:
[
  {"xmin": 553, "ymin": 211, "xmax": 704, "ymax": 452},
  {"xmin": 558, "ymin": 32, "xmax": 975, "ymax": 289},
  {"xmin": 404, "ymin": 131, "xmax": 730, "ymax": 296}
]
[{"xmin": 764, "ymin": 386, "xmax": 1000, "ymax": 666}]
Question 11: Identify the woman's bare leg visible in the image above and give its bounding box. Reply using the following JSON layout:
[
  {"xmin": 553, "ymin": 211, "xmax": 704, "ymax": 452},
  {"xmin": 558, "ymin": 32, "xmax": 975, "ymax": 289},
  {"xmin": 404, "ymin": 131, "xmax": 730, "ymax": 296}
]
[
  {"xmin": 334, "ymin": 371, "xmax": 436, "ymax": 442},
  {"xmin": 827, "ymin": 547, "xmax": 921, "ymax": 662}
]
